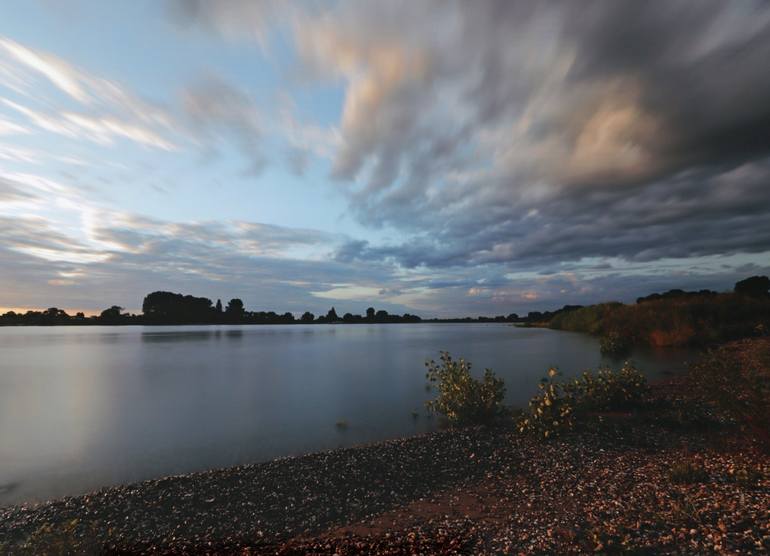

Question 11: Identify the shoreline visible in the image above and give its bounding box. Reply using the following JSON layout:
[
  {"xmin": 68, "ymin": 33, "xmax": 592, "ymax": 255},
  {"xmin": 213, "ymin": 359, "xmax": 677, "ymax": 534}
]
[{"xmin": 2, "ymin": 387, "xmax": 768, "ymax": 554}]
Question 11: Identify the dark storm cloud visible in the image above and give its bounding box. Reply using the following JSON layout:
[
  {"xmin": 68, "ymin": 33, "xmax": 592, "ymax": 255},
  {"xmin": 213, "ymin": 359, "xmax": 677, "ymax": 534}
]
[
  {"xmin": 563, "ymin": 1, "xmax": 770, "ymax": 179},
  {"xmin": 286, "ymin": 0, "xmax": 770, "ymax": 275},
  {"xmin": 167, "ymin": 0, "xmax": 770, "ymax": 277}
]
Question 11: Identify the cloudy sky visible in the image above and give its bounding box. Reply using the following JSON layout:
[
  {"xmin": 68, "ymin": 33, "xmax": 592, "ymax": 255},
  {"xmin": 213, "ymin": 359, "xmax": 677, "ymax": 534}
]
[{"xmin": 1, "ymin": 1, "xmax": 769, "ymax": 317}]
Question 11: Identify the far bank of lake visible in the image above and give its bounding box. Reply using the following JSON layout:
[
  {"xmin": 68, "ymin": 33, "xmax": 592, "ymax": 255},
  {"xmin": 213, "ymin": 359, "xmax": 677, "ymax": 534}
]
[{"xmin": 0, "ymin": 323, "xmax": 695, "ymax": 506}]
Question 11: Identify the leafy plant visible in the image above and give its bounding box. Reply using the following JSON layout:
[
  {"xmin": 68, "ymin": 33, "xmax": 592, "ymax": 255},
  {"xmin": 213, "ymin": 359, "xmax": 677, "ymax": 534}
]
[
  {"xmin": 518, "ymin": 368, "xmax": 575, "ymax": 438},
  {"xmin": 519, "ymin": 363, "xmax": 648, "ymax": 438},
  {"xmin": 424, "ymin": 352, "xmax": 506, "ymax": 426},
  {"xmin": 600, "ymin": 330, "xmax": 631, "ymax": 357},
  {"xmin": 566, "ymin": 363, "xmax": 648, "ymax": 411}
]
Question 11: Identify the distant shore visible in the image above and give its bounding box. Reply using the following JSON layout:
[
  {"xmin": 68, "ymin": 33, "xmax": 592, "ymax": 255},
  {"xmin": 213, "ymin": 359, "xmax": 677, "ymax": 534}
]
[
  {"xmin": 0, "ymin": 319, "xmax": 521, "ymax": 327},
  {"xmin": 2, "ymin": 375, "xmax": 768, "ymax": 554}
]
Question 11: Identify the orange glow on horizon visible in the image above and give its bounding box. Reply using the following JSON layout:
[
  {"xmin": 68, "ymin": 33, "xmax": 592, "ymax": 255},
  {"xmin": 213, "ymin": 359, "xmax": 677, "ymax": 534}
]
[{"xmin": 0, "ymin": 306, "xmax": 101, "ymax": 317}]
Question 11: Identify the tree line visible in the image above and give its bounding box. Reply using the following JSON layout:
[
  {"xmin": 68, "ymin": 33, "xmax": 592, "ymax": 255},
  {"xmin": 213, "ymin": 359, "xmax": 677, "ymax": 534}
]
[
  {"xmin": 1, "ymin": 290, "xmax": 514, "ymax": 326},
  {"xmin": 6, "ymin": 277, "xmax": 764, "ymax": 327}
]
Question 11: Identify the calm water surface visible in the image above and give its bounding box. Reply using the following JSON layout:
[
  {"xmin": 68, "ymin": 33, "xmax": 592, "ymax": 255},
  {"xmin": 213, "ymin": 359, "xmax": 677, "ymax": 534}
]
[{"xmin": 0, "ymin": 324, "xmax": 695, "ymax": 505}]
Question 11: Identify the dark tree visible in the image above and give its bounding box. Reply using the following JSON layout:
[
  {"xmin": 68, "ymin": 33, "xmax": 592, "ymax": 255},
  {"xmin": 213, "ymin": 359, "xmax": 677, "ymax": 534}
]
[
  {"xmin": 326, "ymin": 307, "xmax": 339, "ymax": 321},
  {"xmin": 735, "ymin": 276, "xmax": 770, "ymax": 297},
  {"xmin": 225, "ymin": 298, "xmax": 245, "ymax": 322},
  {"xmin": 215, "ymin": 299, "xmax": 223, "ymax": 313},
  {"xmin": 99, "ymin": 305, "xmax": 125, "ymax": 324},
  {"xmin": 41, "ymin": 307, "xmax": 69, "ymax": 325},
  {"xmin": 142, "ymin": 291, "xmax": 214, "ymax": 323},
  {"xmin": 301, "ymin": 311, "xmax": 315, "ymax": 323},
  {"xmin": 375, "ymin": 309, "xmax": 389, "ymax": 322},
  {"xmin": 366, "ymin": 307, "xmax": 375, "ymax": 320}
]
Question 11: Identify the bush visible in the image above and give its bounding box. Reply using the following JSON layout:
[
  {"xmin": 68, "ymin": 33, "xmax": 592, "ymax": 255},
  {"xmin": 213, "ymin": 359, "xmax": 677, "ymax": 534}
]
[
  {"xmin": 519, "ymin": 363, "xmax": 648, "ymax": 438},
  {"xmin": 518, "ymin": 368, "xmax": 576, "ymax": 438},
  {"xmin": 549, "ymin": 303, "xmax": 622, "ymax": 335},
  {"xmin": 600, "ymin": 330, "xmax": 632, "ymax": 357},
  {"xmin": 424, "ymin": 352, "xmax": 506, "ymax": 426},
  {"xmin": 569, "ymin": 363, "xmax": 648, "ymax": 411}
]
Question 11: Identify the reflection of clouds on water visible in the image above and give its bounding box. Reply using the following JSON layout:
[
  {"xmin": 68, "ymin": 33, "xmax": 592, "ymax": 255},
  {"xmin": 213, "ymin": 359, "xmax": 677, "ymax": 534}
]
[
  {"xmin": 0, "ymin": 324, "xmax": 696, "ymax": 507},
  {"xmin": 140, "ymin": 329, "xmax": 245, "ymax": 343}
]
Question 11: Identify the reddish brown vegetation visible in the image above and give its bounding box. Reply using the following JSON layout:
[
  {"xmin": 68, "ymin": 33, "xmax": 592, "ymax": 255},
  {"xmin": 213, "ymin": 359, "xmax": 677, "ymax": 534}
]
[{"xmin": 550, "ymin": 293, "xmax": 770, "ymax": 348}]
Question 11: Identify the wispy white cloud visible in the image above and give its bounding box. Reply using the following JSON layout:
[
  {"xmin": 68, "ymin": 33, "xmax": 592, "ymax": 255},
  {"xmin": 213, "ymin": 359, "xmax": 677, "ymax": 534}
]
[
  {"xmin": 0, "ymin": 116, "xmax": 28, "ymax": 135},
  {"xmin": 0, "ymin": 37, "xmax": 90, "ymax": 102},
  {"xmin": 0, "ymin": 36, "xmax": 180, "ymax": 151}
]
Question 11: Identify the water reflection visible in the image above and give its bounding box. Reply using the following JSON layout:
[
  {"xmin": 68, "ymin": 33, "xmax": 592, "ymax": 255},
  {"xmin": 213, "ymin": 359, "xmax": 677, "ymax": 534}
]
[
  {"xmin": 0, "ymin": 324, "xmax": 695, "ymax": 506},
  {"xmin": 139, "ymin": 330, "xmax": 239, "ymax": 343}
]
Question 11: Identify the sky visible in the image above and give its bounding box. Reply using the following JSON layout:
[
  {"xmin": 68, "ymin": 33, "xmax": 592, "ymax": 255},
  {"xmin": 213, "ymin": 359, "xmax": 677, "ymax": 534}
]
[{"xmin": 1, "ymin": 0, "xmax": 769, "ymax": 317}]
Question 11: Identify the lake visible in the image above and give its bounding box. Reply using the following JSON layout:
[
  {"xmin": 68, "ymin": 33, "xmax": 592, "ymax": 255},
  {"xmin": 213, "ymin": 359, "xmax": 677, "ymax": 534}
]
[{"xmin": 0, "ymin": 324, "xmax": 695, "ymax": 506}]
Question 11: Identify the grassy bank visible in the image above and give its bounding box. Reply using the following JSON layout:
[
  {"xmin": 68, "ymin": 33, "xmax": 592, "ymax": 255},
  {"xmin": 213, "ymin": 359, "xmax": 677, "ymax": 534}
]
[{"xmin": 549, "ymin": 293, "xmax": 770, "ymax": 349}]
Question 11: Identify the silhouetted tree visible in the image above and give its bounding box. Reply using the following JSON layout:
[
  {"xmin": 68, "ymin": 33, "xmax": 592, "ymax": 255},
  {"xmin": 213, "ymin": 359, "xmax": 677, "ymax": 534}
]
[
  {"xmin": 41, "ymin": 307, "xmax": 69, "ymax": 325},
  {"xmin": 225, "ymin": 298, "xmax": 245, "ymax": 322},
  {"xmin": 527, "ymin": 311, "xmax": 544, "ymax": 322},
  {"xmin": 637, "ymin": 289, "xmax": 716, "ymax": 304},
  {"xmin": 282, "ymin": 312, "xmax": 295, "ymax": 323},
  {"xmin": 326, "ymin": 307, "xmax": 339, "ymax": 321},
  {"xmin": 735, "ymin": 276, "xmax": 770, "ymax": 297},
  {"xmin": 301, "ymin": 311, "xmax": 315, "ymax": 323},
  {"xmin": 375, "ymin": 309, "xmax": 389, "ymax": 322},
  {"xmin": 215, "ymin": 299, "xmax": 223, "ymax": 313},
  {"xmin": 99, "ymin": 305, "xmax": 125, "ymax": 324},
  {"xmin": 366, "ymin": 307, "xmax": 375, "ymax": 320},
  {"xmin": 142, "ymin": 291, "xmax": 214, "ymax": 323}
]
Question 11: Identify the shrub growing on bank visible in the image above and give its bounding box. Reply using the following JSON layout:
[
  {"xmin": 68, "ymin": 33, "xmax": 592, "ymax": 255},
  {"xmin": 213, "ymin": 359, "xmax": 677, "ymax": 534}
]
[
  {"xmin": 424, "ymin": 352, "xmax": 506, "ymax": 426},
  {"xmin": 549, "ymin": 293, "xmax": 770, "ymax": 349},
  {"xmin": 519, "ymin": 363, "xmax": 648, "ymax": 438},
  {"xmin": 600, "ymin": 330, "xmax": 632, "ymax": 357},
  {"xmin": 517, "ymin": 368, "xmax": 576, "ymax": 438}
]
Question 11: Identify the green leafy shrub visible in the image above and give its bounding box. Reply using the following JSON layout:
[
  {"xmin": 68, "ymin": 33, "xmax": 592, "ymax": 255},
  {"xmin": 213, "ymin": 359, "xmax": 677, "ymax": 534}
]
[
  {"xmin": 424, "ymin": 352, "xmax": 506, "ymax": 426},
  {"xmin": 567, "ymin": 363, "xmax": 648, "ymax": 410},
  {"xmin": 518, "ymin": 368, "xmax": 575, "ymax": 438},
  {"xmin": 519, "ymin": 363, "xmax": 648, "ymax": 438},
  {"xmin": 599, "ymin": 330, "xmax": 632, "ymax": 357},
  {"xmin": 549, "ymin": 302, "xmax": 622, "ymax": 335}
]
